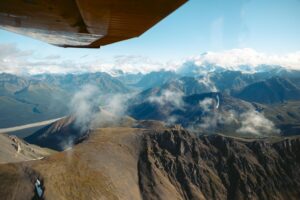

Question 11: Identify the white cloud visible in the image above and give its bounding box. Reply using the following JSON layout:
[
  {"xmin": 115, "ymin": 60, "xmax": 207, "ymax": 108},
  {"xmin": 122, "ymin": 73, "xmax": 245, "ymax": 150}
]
[
  {"xmin": 148, "ymin": 89, "xmax": 185, "ymax": 110},
  {"xmin": 69, "ymin": 85, "xmax": 133, "ymax": 132},
  {"xmin": 70, "ymin": 85, "xmax": 101, "ymax": 132},
  {"xmin": 190, "ymin": 48, "xmax": 300, "ymax": 71},
  {"xmin": 1, "ymin": 43, "xmax": 300, "ymax": 75},
  {"xmin": 198, "ymin": 74, "xmax": 218, "ymax": 92},
  {"xmin": 147, "ymin": 89, "xmax": 185, "ymax": 124},
  {"xmin": 237, "ymin": 110, "xmax": 280, "ymax": 135},
  {"xmin": 0, "ymin": 43, "xmax": 32, "ymax": 59},
  {"xmin": 192, "ymin": 97, "xmax": 280, "ymax": 136},
  {"xmin": 196, "ymin": 97, "xmax": 236, "ymax": 130},
  {"xmin": 0, "ymin": 44, "xmax": 81, "ymax": 75}
]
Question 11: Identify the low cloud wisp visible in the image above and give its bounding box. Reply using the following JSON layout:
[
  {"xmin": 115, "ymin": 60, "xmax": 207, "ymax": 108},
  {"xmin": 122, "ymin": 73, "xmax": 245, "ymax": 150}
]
[
  {"xmin": 188, "ymin": 97, "xmax": 280, "ymax": 136},
  {"xmin": 70, "ymin": 85, "xmax": 133, "ymax": 133},
  {"xmin": 237, "ymin": 110, "xmax": 280, "ymax": 135},
  {"xmin": 70, "ymin": 85, "xmax": 101, "ymax": 133}
]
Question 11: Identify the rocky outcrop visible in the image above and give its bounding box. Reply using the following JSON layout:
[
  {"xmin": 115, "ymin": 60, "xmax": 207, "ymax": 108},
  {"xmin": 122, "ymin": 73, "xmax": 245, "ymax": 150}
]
[{"xmin": 138, "ymin": 129, "xmax": 300, "ymax": 200}]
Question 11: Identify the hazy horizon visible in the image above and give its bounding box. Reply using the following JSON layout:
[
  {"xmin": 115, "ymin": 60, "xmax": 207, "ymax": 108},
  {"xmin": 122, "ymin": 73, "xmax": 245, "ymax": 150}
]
[{"xmin": 1, "ymin": 0, "xmax": 300, "ymax": 75}]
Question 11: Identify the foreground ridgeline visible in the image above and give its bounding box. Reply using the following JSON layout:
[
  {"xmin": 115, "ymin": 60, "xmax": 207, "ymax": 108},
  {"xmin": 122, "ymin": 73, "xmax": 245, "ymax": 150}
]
[{"xmin": 0, "ymin": 127, "xmax": 299, "ymax": 200}]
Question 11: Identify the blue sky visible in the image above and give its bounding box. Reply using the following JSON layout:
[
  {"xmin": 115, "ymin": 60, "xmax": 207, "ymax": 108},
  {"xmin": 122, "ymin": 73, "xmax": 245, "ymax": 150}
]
[{"xmin": 0, "ymin": 0, "xmax": 300, "ymax": 74}]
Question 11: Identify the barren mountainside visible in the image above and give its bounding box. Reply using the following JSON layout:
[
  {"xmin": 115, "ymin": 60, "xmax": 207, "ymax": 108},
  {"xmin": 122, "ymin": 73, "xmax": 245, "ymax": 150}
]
[
  {"xmin": 0, "ymin": 133, "xmax": 54, "ymax": 164},
  {"xmin": 0, "ymin": 127, "xmax": 300, "ymax": 200}
]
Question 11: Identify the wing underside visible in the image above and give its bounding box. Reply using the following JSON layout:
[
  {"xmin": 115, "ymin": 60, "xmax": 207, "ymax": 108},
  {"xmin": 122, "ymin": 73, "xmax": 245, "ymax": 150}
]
[{"xmin": 0, "ymin": 0, "xmax": 187, "ymax": 48}]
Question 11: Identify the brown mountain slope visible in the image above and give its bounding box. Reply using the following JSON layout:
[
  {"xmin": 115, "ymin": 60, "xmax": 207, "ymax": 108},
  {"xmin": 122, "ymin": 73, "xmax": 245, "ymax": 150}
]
[
  {"xmin": 0, "ymin": 128, "xmax": 144, "ymax": 200},
  {"xmin": 139, "ymin": 130, "xmax": 300, "ymax": 200},
  {"xmin": 0, "ymin": 133, "xmax": 55, "ymax": 164},
  {"xmin": 24, "ymin": 114, "xmax": 137, "ymax": 151},
  {"xmin": 0, "ymin": 127, "xmax": 300, "ymax": 200}
]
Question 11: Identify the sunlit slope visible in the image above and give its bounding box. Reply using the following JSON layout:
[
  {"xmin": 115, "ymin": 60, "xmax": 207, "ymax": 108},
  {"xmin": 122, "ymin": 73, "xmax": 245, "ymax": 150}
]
[
  {"xmin": 0, "ymin": 133, "xmax": 54, "ymax": 164},
  {"xmin": 0, "ymin": 128, "xmax": 144, "ymax": 200}
]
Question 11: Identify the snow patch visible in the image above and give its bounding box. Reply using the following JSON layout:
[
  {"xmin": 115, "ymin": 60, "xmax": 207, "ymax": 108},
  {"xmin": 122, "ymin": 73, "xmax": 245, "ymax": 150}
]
[
  {"xmin": 35, "ymin": 179, "xmax": 43, "ymax": 198},
  {"xmin": 216, "ymin": 95, "xmax": 220, "ymax": 109}
]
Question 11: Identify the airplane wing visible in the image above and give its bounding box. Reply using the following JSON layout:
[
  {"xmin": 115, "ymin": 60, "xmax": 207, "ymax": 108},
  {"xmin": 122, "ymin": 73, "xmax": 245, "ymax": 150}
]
[{"xmin": 0, "ymin": 0, "xmax": 187, "ymax": 48}]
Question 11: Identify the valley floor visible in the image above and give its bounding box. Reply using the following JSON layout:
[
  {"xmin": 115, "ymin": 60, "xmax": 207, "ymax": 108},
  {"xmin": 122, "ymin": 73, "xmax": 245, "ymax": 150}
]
[{"xmin": 0, "ymin": 117, "xmax": 64, "ymax": 134}]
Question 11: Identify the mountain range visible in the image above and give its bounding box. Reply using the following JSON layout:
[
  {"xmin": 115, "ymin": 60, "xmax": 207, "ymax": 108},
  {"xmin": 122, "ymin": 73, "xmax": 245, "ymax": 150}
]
[
  {"xmin": 234, "ymin": 77, "xmax": 300, "ymax": 104},
  {"xmin": 0, "ymin": 72, "xmax": 132, "ymax": 128},
  {"xmin": 0, "ymin": 74, "xmax": 70, "ymax": 128},
  {"xmin": 2, "ymin": 66, "xmax": 300, "ymax": 133},
  {"xmin": 1, "ymin": 65, "xmax": 300, "ymax": 199}
]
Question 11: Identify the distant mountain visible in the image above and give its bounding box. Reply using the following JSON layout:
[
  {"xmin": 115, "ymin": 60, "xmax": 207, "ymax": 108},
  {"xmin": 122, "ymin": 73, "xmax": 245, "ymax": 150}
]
[
  {"xmin": 0, "ymin": 95, "xmax": 67, "ymax": 128},
  {"xmin": 0, "ymin": 75, "xmax": 70, "ymax": 128},
  {"xmin": 128, "ymin": 92, "xmax": 257, "ymax": 135},
  {"xmin": 209, "ymin": 70, "xmax": 265, "ymax": 92},
  {"xmin": 133, "ymin": 70, "xmax": 179, "ymax": 89},
  {"xmin": 163, "ymin": 77, "xmax": 214, "ymax": 95},
  {"xmin": 235, "ymin": 77, "xmax": 300, "ymax": 104},
  {"xmin": 34, "ymin": 72, "xmax": 131, "ymax": 94},
  {"xmin": 175, "ymin": 64, "xmax": 300, "ymax": 93},
  {"xmin": 129, "ymin": 87, "xmax": 300, "ymax": 136},
  {"xmin": 176, "ymin": 61, "xmax": 225, "ymax": 77},
  {"xmin": 278, "ymin": 69, "xmax": 300, "ymax": 88},
  {"xmin": 2, "ymin": 68, "xmax": 300, "ymax": 133},
  {"xmin": 115, "ymin": 72, "xmax": 143, "ymax": 86},
  {"xmin": 134, "ymin": 76, "xmax": 214, "ymax": 104},
  {"xmin": 0, "ymin": 72, "xmax": 131, "ymax": 128},
  {"xmin": 176, "ymin": 62, "xmax": 286, "ymax": 77},
  {"xmin": 14, "ymin": 81, "xmax": 70, "ymax": 110},
  {"xmin": 0, "ymin": 73, "xmax": 29, "ymax": 96},
  {"xmin": 194, "ymin": 69, "xmax": 290, "ymax": 94},
  {"xmin": 253, "ymin": 101, "xmax": 300, "ymax": 136}
]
